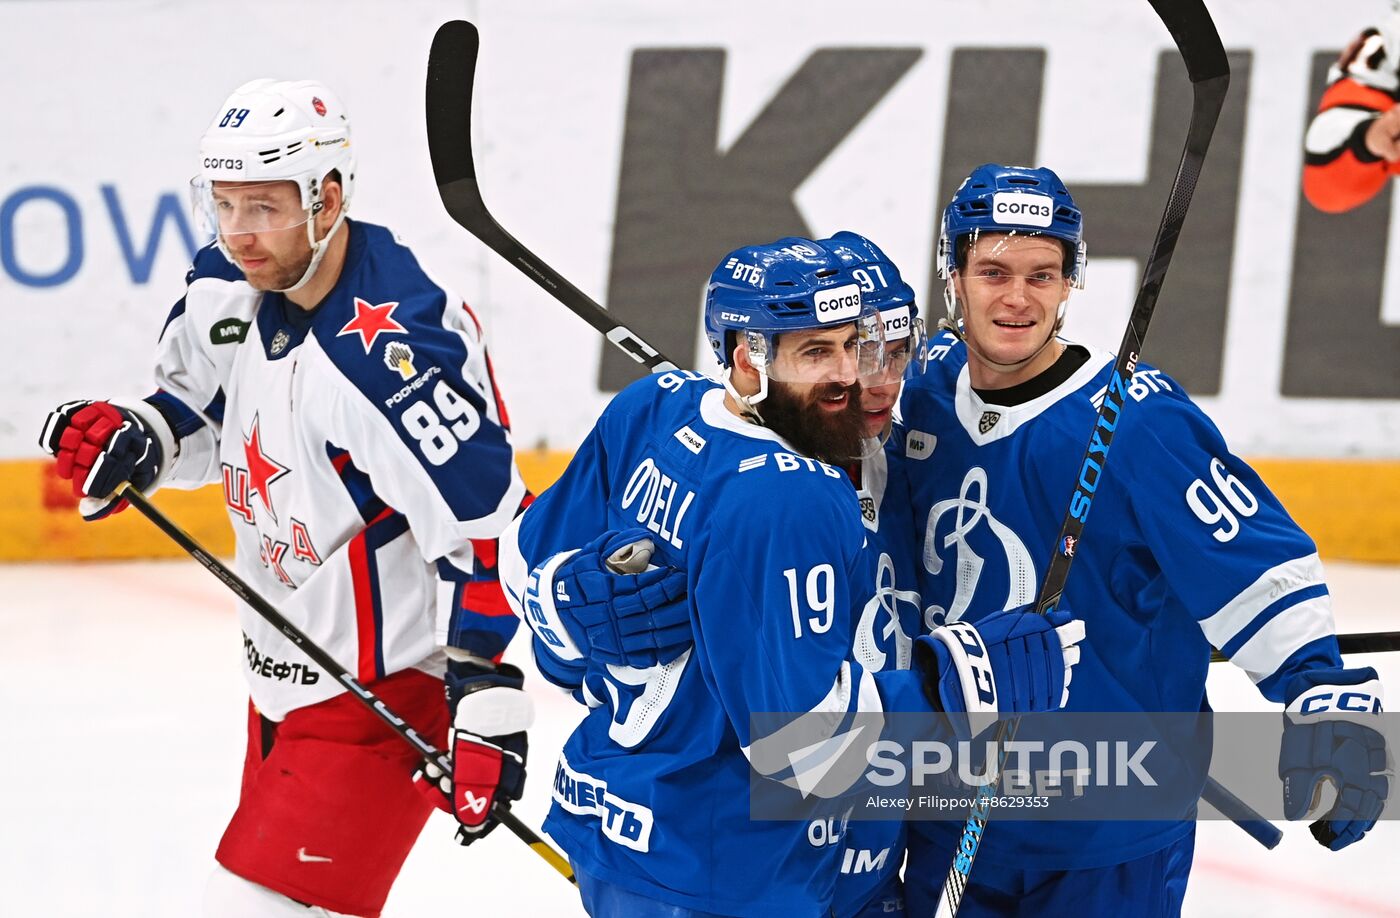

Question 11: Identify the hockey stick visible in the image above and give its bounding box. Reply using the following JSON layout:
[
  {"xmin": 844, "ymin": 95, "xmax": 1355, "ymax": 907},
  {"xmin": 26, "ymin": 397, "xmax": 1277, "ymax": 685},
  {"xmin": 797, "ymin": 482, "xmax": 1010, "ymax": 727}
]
[
  {"xmin": 934, "ymin": 3, "xmax": 1235, "ymax": 915},
  {"xmin": 1212, "ymin": 630, "xmax": 1400, "ymax": 662},
  {"xmin": 114, "ymin": 483, "xmax": 577, "ymax": 886},
  {"xmin": 424, "ymin": 17, "xmax": 1400, "ymax": 664},
  {"xmin": 426, "ymin": 20, "xmax": 678, "ymax": 375},
  {"xmin": 423, "ymin": 12, "xmax": 1279, "ymax": 877}
]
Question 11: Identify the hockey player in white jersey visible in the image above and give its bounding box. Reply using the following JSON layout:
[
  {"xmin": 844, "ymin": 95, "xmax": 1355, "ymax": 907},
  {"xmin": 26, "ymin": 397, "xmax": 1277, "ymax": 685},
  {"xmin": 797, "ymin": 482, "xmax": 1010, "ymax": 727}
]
[
  {"xmin": 498, "ymin": 233, "xmax": 1085, "ymax": 917},
  {"xmin": 38, "ymin": 79, "xmax": 531, "ymax": 917},
  {"xmin": 899, "ymin": 164, "xmax": 1390, "ymax": 917}
]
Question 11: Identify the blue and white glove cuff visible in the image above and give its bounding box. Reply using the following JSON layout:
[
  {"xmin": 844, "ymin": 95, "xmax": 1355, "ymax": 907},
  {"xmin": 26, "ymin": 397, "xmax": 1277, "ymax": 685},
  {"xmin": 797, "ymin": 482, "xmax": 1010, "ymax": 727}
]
[
  {"xmin": 1286, "ymin": 679, "xmax": 1385, "ymax": 718},
  {"xmin": 110, "ymin": 398, "xmax": 178, "ymax": 487},
  {"xmin": 930, "ymin": 621, "xmax": 999, "ymax": 716},
  {"xmin": 520, "ymin": 550, "xmax": 585, "ymax": 662}
]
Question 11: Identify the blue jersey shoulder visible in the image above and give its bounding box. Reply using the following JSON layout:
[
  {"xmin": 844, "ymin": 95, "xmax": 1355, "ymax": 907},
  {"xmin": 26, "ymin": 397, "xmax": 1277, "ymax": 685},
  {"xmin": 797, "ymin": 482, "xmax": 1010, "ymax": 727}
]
[
  {"xmin": 602, "ymin": 373, "xmax": 861, "ymax": 535},
  {"xmin": 184, "ymin": 239, "xmax": 246, "ymax": 285},
  {"xmin": 309, "ymin": 220, "xmax": 516, "ymax": 519},
  {"xmin": 162, "ymin": 241, "xmax": 246, "ymax": 339},
  {"xmin": 312, "ymin": 221, "xmax": 468, "ymax": 398},
  {"xmin": 1080, "ymin": 358, "xmax": 1225, "ymax": 466}
]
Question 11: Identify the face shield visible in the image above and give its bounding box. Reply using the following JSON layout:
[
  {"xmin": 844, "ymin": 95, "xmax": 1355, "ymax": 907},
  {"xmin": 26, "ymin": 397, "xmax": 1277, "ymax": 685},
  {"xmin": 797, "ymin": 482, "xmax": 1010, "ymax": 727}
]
[
  {"xmin": 942, "ymin": 227, "xmax": 1086, "ymax": 290},
  {"xmin": 190, "ymin": 178, "xmax": 317, "ymax": 239},
  {"xmin": 743, "ymin": 305, "xmax": 887, "ymax": 386},
  {"xmin": 938, "ymin": 228, "xmax": 1084, "ymax": 372},
  {"xmin": 869, "ymin": 303, "xmax": 928, "ymax": 386}
]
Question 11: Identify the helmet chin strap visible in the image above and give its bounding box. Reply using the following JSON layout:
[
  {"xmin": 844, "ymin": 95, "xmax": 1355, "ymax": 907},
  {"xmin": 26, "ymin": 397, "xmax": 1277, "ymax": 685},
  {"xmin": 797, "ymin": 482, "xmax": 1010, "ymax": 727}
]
[
  {"xmin": 275, "ymin": 204, "xmax": 348, "ymax": 294},
  {"xmin": 938, "ymin": 282, "xmax": 1066, "ymax": 375},
  {"xmin": 721, "ymin": 365, "xmax": 769, "ymax": 424}
]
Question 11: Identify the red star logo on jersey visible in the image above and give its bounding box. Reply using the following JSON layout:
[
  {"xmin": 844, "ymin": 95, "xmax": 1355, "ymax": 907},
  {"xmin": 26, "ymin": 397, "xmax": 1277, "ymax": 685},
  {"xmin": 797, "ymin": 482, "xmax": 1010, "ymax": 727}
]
[
  {"xmin": 337, "ymin": 298, "xmax": 406, "ymax": 354},
  {"xmin": 243, "ymin": 413, "xmax": 291, "ymax": 522}
]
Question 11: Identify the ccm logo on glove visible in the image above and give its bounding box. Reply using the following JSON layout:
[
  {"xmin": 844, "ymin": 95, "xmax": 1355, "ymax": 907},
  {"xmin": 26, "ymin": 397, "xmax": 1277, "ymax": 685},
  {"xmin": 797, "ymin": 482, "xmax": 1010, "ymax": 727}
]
[{"xmin": 1296, "ymin": 689, "xmax": 1382, "ymax": 715}]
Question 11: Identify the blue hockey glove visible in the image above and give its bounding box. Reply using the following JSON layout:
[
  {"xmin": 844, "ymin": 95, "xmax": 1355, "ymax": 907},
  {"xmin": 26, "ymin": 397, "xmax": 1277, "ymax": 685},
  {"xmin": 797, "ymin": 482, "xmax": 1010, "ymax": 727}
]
[
  {"xmin": 413, "ymin": 660, "xmax": 533, "ymax": 846},
  {"xmin": 521, "ymin": 529, "xmax": 690, "ymax": 669},
  {"xmin": 1280, "ymin": 667, "xmax": 1391, "ymax": 850},
  {"xmin": 913, "ymin": 605, "xmax": 1084, "ymax": 725},
  {"xmin": 39, "ymin": 400, "xmax": 162, "ymax": 521}
]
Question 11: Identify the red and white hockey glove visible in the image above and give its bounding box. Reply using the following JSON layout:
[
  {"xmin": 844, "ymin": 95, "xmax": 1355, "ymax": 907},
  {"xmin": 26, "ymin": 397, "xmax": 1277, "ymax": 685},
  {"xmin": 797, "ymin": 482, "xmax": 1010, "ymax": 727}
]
[
  {"xmin": 414, "ymin": 661, "xmax": 534, "ymax": 846},
  {"xmin": 39, "ymin": 400, "xmax": 162, "ymax": 521}
]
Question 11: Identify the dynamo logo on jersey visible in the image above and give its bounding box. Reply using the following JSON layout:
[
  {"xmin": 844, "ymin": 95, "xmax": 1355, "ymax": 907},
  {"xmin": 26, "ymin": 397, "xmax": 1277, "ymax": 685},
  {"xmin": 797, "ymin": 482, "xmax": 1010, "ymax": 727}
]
[
  {"xmin": 992, "ymin": 192, "xmax": 1054, "ymax": 228},
  {"xmin": 922, "ymin": 467, "xmax": 1036, "ymax": 628}
]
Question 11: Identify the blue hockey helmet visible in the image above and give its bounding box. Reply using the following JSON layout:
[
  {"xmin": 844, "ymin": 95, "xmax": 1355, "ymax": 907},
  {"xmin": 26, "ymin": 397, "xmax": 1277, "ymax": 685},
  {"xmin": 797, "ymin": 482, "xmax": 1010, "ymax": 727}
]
[
  {"xmin": 704, "ymin": 232, "xmax": 909, "ymax": 380},
  {"xmin": 937, "ymin": 163, "xmax": 1086, "ymax": 288}
]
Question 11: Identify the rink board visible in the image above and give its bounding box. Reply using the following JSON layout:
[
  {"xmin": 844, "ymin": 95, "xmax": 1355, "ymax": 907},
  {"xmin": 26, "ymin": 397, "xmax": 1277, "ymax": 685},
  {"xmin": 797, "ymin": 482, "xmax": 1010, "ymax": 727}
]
[{"xmin": 3, "ymin": 454, "xmax": 1398, "ymax": 563}]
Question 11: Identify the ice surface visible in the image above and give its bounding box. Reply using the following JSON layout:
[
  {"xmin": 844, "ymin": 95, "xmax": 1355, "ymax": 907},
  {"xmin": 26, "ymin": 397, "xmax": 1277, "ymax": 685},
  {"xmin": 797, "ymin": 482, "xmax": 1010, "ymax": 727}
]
[{"xmin": 1, "ymin": 559, "xmax": 1395, "ymax": 916}]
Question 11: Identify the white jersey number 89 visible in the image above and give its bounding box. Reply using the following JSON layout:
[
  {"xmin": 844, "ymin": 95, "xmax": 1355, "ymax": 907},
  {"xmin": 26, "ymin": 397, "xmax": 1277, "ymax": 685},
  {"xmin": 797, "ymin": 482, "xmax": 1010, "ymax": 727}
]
[{"xmin": 401, "ymin": 381, "xmax": 481, "ymax": 465}]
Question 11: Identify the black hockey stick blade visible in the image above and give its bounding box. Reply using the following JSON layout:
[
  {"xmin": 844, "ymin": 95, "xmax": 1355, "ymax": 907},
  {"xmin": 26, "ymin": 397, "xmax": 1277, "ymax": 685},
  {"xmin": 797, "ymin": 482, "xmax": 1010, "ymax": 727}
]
[{"xmin": 426, "ymin": 20, "xmax": 679, "ymax": 374}]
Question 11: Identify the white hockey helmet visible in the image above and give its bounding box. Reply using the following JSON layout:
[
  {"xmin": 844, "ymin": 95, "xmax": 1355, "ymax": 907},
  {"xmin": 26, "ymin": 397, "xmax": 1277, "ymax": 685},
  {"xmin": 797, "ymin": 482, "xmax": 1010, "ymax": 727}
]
[{"xmin": 191, "ymin": 79, "xmax": 356, "ymax": 291}]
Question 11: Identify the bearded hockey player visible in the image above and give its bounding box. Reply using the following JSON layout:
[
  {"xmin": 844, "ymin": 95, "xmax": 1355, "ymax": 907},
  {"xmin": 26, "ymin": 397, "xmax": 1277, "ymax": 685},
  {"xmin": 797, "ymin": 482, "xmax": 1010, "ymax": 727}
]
[{"xmin": 498, "ymin": 233, "xmax": 1084, "ymax": 917}]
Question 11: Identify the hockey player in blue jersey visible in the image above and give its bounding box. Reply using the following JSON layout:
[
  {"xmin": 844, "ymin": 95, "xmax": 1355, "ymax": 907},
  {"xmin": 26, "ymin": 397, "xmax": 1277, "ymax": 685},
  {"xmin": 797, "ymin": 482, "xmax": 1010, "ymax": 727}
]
[
  {"xmin": 498, "ymin": 233, "xmax": 1085, "ymax": 917},
  {"xmin": 38, "ymin": 79, "xmax": 531, "ymax": 917},
  {"xmin": 828, "ymin": 237, "xmax": 927, "ymax": 918},
  {"xmin": 898, "ymin": 163, "xmax": 1390, "ymax": 917}
]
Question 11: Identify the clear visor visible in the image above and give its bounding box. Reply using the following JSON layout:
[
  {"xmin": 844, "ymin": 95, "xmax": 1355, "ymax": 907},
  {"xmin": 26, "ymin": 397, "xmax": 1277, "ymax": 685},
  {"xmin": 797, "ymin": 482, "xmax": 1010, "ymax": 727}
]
[
  {"xmin": 190, "ymin": 177, "xmax": 314, "ymax": 237},
  {"xmin": 745, "ymin": 306, "xmax": 887, "ymax": 385},
  {"xmin": 868, "ymin": 315, "xmax": 928, "ymax": 385},
  {"xmin": 954, "ymin": 228, "xmax": 1086, "ymax": 291}
]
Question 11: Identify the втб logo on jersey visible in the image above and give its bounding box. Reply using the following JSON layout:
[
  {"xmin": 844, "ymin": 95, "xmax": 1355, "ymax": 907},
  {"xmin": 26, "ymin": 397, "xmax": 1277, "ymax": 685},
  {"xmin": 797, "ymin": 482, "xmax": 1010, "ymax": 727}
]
[
  {"xmin": 922, "ymin": 467, "xmax": 1035, "ymax": 628},
  {"xmin": 338, "ymin": 297, "xmax": 406, "ymax": 353}
]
